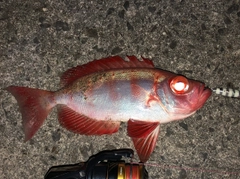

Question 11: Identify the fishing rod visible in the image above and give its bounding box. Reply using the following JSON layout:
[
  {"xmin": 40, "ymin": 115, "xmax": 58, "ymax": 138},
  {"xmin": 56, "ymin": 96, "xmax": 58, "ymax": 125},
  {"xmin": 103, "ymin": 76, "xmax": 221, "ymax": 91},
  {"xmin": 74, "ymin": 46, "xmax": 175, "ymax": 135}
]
[
  {"xmin": 44, "ymin": 149, "xmax": 148, "ymax": 179},
  {"xmin": 44, "ymin": 148, "xmax": 240, "ymax": 179}
]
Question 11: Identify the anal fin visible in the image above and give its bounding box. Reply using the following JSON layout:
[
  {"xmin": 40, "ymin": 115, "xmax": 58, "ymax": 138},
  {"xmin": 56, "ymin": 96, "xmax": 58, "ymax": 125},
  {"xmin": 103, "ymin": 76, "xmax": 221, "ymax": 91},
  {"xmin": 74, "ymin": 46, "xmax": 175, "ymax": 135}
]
[
  {"xmin": 127, "ymin": 119, "xmax": 160, "ymax": 162},
  {"xmin": 58, "ymin": 105, "xmax": 120, "ymax": 135}
]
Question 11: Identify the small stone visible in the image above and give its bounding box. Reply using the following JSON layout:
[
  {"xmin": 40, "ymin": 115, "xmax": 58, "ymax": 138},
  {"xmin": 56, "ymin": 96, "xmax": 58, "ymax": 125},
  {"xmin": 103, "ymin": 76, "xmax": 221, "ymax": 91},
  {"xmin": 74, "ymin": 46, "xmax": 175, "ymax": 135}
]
[
  {"xmin": 148, "ymin": 6, "xmax": 156, "ymax": 13},
  {"xmin": 46, "ymin": 64, "xmax": 51, "ymax": 73},
  {"xmin": 33, "ymin": 37, "xmax": 39, "ymax": 44},
  {"xmin": 55, "ymin": 21, "xmax": 70, "ymax": 31},
  {"xmin": 42, "ymin": 7, "xmax": 48, "ymax": 12},
  {"xmin": 107, "ymin": 8, "xmax": 115, "ymax": 16},
  {"xmin": 201, "ymin": 23, "xmax": 207, "ymax": 30},
  {"xmin": 209, "ymin": 127, "xmax": 215, "ymax": 132},
  {"xmin": 40, "ymin": 23, "xmax": 51, "ymax": 28},
  {"xmin": 93, "ymin": 45, "xmax": 104, "ymax": 52},
  {"xmin": 123, "ymin": 1, "xmax": 129, "ymax": 10},
  {"xmin": 127, "ymin": 21, "xmax": 134, "ymax": 31},
  {"xmin": 196, "ymin": 115, "xmax": 202, "ymax": 120},
  {"xmin": 85, "ymin": 28, "xmax": 98, "ymax": 38},
  {"xmin": 52, "ymin": 129, "xmax": 61, "ymax": 142},
  {"xmin": 166, "ymin": 127, "xmax": 174, "ymax": 136},
  {"xmin": 80, "ymin": 37, "xmax": 88, "ymax": 44},
  {"xmin": 48, "ymin": 155, "xmax": 57, "ymax": 160},
  {"xmin": 118, "ymin": 10, "xmax": 125, "ymax": 19},
  {"xmin": 179, "ymin": 122, "xmax": 188, "ymax": 131},
  {"xmin": 178, "ymin": 169, "xmax": 187, "ymax": 179},
  {"xmin": 201, "ymin": 152, "xmax": 208, "ymax": 161},
  {"xmin": 157, "ymin": 10, "xmax": 161, "ymax": 16},
  {"xmin": 218, "ymin": 28, "xmax": 228, "ymax": 35},
  {"xmin": 223, "ymin": 15, "xmax": 232, "ymax": 24},
  {"xmin": 190, "ymin": 14, "xmax": 198, "ymax": 20},
  {"xmin": 227, "ymin": 4, "xmax": 239, "ymax": 14},
  {"xmin": 111, "ymin": 47, "xmax": 122, "ymax": 54},
  {"xmin": 166, "ymin": 169, "xmax": 172, "ymax": 176},
  {"xmin": 38, "ymin": 17, "xmax": 45, "ymax": 23},
  {"xmin": 237, "ymin": 11, "xmax": 240, "ymax": 17},
  {"xmin": 169, "ymin": 40, "xmax": 177, "ymax": 49}
]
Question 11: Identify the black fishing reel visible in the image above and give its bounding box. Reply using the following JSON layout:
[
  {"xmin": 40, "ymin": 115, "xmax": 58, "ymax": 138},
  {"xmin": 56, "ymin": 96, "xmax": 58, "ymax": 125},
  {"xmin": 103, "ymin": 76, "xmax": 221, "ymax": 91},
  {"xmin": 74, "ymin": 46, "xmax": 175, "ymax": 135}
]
[{"xmin": 44, "ymin": 149, "xmax": 148, "ymax": 179}]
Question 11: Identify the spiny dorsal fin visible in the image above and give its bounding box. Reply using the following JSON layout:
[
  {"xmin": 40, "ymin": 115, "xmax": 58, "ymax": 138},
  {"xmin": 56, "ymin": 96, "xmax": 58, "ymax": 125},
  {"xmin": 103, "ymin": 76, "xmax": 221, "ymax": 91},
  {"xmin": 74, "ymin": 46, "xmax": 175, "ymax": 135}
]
[{"xmin": 60, "ymin": 56, "xmax": 154, "ymax": 86}]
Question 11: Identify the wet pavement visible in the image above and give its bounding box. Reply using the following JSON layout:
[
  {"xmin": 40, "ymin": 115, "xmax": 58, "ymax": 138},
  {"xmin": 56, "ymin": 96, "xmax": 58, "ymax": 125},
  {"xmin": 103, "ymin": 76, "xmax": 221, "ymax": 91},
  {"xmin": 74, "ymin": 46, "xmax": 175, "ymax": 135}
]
[{"xmin": 0, "ymin": 1, "xmax": 240, "ymax": 178}]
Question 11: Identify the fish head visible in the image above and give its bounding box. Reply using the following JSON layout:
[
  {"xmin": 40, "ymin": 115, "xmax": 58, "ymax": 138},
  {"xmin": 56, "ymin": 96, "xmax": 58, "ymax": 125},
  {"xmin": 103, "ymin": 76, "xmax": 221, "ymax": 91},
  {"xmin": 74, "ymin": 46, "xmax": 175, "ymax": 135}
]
[{"xmin": 157, "ymin": 74, "xmax": 212, "ymax": 122}]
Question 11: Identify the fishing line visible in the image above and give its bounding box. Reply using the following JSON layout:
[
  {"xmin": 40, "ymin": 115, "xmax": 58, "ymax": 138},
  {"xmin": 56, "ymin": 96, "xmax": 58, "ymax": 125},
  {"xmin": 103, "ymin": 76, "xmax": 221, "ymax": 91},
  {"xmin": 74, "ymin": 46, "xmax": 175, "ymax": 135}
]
[
  {"xmin": 212, "ymin": 87, "xmax": 240, "ymax": 98},
  {"xmin": 130, "ymin": 86, "xmax": 240, "ymax": 176},
  {"xmin": 144, "ymin": 162, "xmax": 240, "ymax": 176},
  {"xmin": 130, "ymin": 160, "xmax": 240, "ymax": 176}
]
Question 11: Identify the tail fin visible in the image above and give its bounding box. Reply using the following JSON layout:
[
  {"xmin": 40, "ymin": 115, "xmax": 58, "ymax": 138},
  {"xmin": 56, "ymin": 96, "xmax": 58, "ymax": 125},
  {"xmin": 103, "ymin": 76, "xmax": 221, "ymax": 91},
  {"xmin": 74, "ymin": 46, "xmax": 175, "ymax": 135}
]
[{"xmin": 5, "ymin": 86, "xmax": 55, "ymax": 141}]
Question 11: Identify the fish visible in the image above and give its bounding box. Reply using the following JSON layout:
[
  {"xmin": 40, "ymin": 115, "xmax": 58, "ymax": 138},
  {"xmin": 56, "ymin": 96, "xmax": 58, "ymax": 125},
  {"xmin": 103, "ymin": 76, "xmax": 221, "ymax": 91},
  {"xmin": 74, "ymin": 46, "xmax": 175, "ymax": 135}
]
[{"xmin": 5, "ymin": 56, "xmax": 212, "ymax": 162}]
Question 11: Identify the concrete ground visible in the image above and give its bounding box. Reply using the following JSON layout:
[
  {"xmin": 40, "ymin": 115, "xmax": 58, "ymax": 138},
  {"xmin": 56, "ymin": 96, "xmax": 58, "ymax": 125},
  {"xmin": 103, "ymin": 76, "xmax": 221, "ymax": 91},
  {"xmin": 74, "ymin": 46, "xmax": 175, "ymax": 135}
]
[{"xmin": 0, "ymin": 0, "xmax": 240, "ymax": 178}]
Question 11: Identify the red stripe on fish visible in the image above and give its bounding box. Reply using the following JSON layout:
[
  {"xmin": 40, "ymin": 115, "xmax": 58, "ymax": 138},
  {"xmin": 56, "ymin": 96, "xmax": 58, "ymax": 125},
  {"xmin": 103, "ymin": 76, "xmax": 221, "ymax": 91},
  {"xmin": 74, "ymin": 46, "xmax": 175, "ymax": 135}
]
[
  {"xmin": 130, "ymin": 76, "xmax": 141, "ymax": 98},
  {"xmin": 130, "ymin": 84, "xmax": 146, "ymax": 99},
  {"xmin": 107, "ymin": 71, "xmax": 121, "ymax": 101},
  {"xmin": 146, "ymin": 80, "xmax": 161, "ymax": 107},
  {"xmin": 130, "ymin": 82, "xmax": 161, "ymax": 108},
  {"xmin": 146, "ymin": 93, "xmax": 160, "ymax": 107}
]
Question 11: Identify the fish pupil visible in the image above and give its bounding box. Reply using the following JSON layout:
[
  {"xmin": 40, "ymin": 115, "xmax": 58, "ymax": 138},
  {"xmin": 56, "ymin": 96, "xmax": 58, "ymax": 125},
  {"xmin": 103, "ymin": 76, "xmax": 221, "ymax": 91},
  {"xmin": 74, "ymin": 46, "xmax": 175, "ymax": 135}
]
[
  {"xmin": 174, "ymin": 81, "xmax": 185, "ymax": 91},
  {"xmin": 170, "ymin": 76, "xmax": 189, "ymax": 94}
]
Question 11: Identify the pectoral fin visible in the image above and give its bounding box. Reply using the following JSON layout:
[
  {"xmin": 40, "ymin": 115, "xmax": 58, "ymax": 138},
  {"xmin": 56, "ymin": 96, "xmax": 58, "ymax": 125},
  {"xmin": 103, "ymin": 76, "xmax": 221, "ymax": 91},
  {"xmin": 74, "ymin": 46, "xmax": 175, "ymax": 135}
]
[{"xmin": 127, "ymin": 119, "xmax": 160, "ymax": 162}]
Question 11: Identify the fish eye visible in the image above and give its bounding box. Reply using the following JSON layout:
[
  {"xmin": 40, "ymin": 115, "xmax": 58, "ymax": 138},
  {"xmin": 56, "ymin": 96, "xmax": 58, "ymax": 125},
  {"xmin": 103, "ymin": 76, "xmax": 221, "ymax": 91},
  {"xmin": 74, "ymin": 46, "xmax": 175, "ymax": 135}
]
[{"xmin": 170, "ymin": 76, "xmax": 189, "ymax": 94}]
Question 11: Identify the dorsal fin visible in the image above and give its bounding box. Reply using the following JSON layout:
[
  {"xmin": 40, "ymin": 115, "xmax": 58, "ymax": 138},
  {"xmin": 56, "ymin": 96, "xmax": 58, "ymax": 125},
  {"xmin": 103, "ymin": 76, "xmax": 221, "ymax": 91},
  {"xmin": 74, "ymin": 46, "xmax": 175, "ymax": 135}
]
[{"xmin": 60, "ymin": 56, "xmax": 155, "ymax": 87}]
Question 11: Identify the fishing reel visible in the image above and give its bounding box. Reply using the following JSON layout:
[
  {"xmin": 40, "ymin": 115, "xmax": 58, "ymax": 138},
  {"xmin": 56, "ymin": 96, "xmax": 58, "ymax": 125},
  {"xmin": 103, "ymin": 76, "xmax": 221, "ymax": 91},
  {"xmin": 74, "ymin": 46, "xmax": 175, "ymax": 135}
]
[{"xmin": 44, "ymin": 149, "xmax": 148, "ymax": 179}]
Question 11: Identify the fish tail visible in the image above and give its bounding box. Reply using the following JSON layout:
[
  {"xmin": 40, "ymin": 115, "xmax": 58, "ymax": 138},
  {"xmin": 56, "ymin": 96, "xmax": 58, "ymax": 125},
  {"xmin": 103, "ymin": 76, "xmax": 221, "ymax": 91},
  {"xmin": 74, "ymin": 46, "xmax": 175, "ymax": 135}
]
[{"xmin": 5, "ymin": 86, "xmax": 55, "ymax": 141}]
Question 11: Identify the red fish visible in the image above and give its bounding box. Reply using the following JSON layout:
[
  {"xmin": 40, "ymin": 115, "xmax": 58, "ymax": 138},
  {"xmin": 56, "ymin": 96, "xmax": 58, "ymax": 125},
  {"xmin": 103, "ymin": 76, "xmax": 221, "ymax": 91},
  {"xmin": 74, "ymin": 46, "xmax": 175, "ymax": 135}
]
[{"xmin": 5, "ymin": 56, "xmax": 211, "ymax": 162}]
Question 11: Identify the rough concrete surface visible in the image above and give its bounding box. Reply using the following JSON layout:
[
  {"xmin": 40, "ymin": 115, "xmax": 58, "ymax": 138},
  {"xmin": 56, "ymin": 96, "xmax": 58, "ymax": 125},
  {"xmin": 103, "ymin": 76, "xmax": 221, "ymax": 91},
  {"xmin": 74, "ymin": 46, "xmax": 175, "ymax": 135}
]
[{"xmin": 0, "ymin": 0, "xmax": 240, "ymax": 178}]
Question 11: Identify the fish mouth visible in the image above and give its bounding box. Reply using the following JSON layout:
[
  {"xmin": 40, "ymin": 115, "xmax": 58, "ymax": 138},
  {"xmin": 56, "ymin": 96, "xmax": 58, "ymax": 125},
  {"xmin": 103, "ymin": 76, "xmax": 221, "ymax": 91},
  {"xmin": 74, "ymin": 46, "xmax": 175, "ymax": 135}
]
[{"xmin": 198, "ymin": 84, "xmax": 212, "ymax": 105}]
